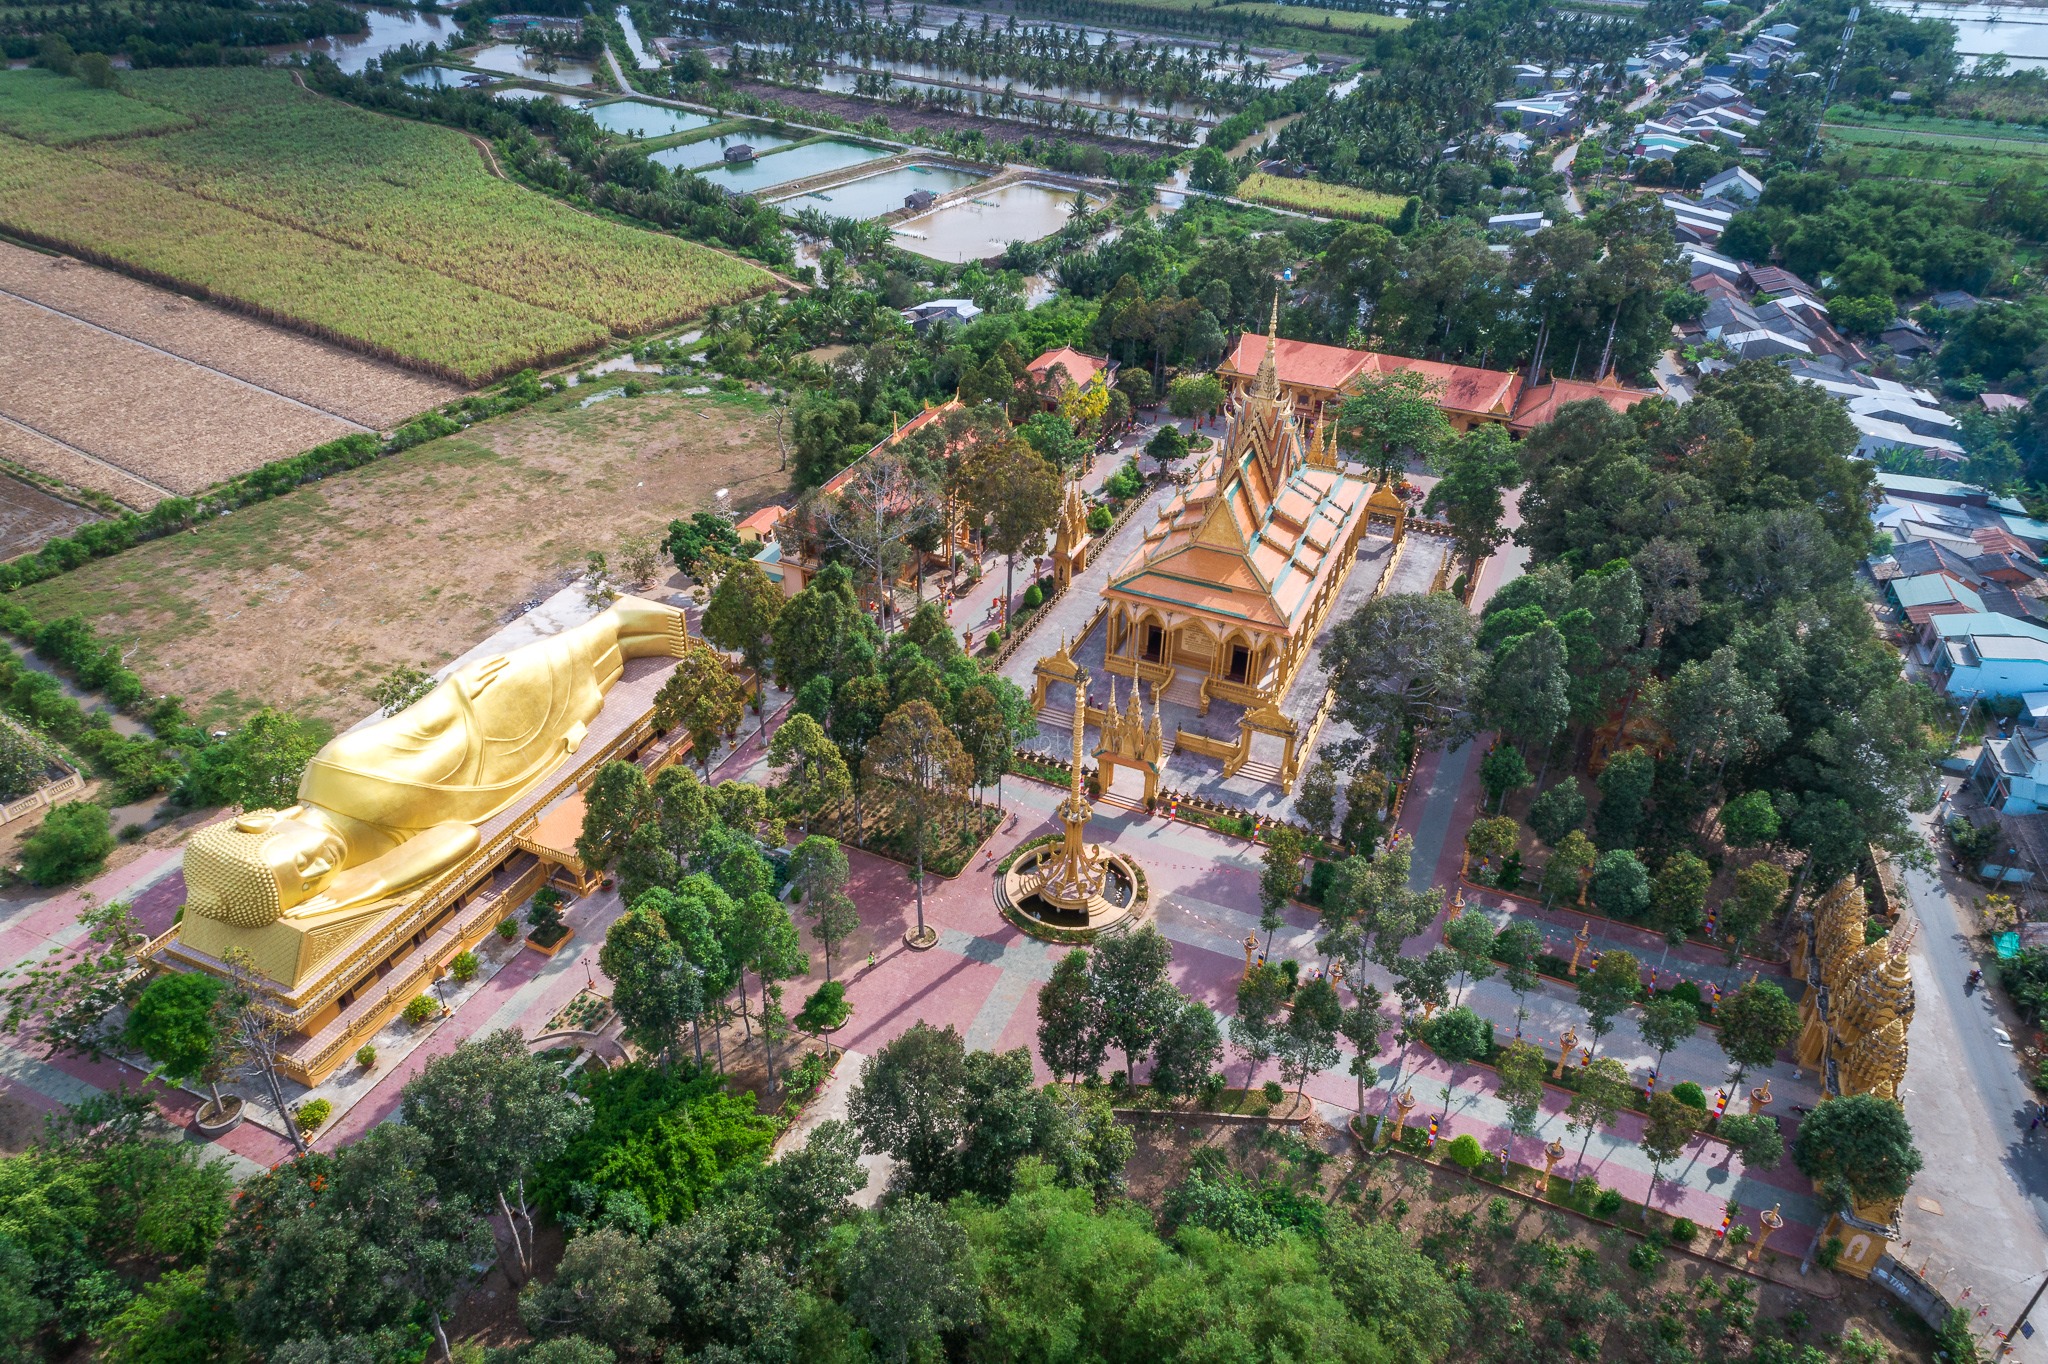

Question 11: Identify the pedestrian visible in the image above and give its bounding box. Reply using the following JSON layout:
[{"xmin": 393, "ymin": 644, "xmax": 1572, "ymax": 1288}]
[{"xmin": 867, "ymin": 951, "xmax": 876, "ymax": 972}]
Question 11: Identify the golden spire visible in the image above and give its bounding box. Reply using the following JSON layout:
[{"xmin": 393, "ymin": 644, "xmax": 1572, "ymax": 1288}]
[{"xmin": 1251, "ymin": 289, "xmax": 1281, "ymax": 403}]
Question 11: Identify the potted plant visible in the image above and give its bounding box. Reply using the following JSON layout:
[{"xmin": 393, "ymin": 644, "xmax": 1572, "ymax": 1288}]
[
  {"xmin": 526, "ymin": 887, "xmax": 571, "ymax": 953},
  {"xmin": 124, "ymin": 973, "xmax": 244, "ymax": 1133}
]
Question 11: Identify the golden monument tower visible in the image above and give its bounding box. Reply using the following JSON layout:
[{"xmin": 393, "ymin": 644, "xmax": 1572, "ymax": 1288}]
[{"xmin": 1036, "ymin": 667, "xmax": 1110, "ymax": 912}]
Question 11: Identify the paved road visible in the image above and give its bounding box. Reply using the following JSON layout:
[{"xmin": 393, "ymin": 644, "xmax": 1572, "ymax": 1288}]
[{"xmin": 1896, "ymin": 797, "xmax": 2048, "ymax": 1358}]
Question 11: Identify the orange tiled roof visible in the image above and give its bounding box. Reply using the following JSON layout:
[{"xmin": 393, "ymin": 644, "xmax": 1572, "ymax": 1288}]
[
  {"xmin": 1507, "ymin": 377, "xmax": 1656, "ymax": 432},
  {"xmin": 736, "ymin": 505, "xmax": 784, "ymax": 538},
  {"xmin": 1028, "ymin": 346, "xmax": 1109, "ymax": 389},
  {"xmin": 1216, "ymin": 334, "xmax": 1525, "ymax": 420}
]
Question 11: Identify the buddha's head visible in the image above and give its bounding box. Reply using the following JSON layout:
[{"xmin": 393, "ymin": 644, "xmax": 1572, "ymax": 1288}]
[{"xmin": 184, "ymin": 809, "xmax": 349, "ymax": 928}]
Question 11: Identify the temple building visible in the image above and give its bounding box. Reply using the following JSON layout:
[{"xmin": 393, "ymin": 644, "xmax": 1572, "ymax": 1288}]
[
  {"xmin": 1787, "ymin": 875, "xmax": 1920, "ymax": 1280},
  {"xmin": 1033, "ymin": 305, "xmax": 1399, "ymax": 790},
  {"xmin": 1212, "ymin": 332, "xmax": 1656, "ymax": 435}
]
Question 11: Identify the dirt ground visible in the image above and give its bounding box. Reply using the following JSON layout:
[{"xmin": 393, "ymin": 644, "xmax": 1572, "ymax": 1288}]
[
  {"xmin": 1121, "ymin": 1112, "xmax": 1937, "ymax": 1362},
  {"xmin": 11, "ymin": 385, "xmax": 792, "ymax": 728},
  {"xmin": 731, "ymin": 82, "xmax": 1169, "ymax": 160},
  {"xmin": 0, "ymin": 293, "xmax": 357, "ymax": 497},
  {"xmin": 0, "ymin": 242, "xmax": 461, "ymax": 430},
  {"xmin": 0, "ymin": 469, "xmax": 98, "ymax": 558}
]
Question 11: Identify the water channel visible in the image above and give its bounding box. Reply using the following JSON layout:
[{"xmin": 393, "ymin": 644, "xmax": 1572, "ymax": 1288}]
[{"xmin": 267, "ymin": 3, "xmax": 462, "ymax": 72}]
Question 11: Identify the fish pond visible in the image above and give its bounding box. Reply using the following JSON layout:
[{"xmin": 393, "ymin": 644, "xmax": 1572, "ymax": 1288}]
[
  {"xmin": 892, "ymin": 180, "xmax": 1097, "ymax": 262},
  {"xmin": 691, "ymin": 140, "xmax": 892, "ymax": 192},
  {"xmin": 773, "ymin": 163, "xmax": 985, "ymax": 219},
  {"xmin": 586, "ymin": 100, "xmax": 720, "ymax": 138}
]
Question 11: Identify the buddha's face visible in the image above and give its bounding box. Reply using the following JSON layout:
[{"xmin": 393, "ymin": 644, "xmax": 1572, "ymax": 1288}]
[
  {"xmin": 239, "ymin": 810, "xmax": 349, "ymax": 910},
  {"xmin": 184, "ymin": 808, "xmax": 349, "ymax": 928}
]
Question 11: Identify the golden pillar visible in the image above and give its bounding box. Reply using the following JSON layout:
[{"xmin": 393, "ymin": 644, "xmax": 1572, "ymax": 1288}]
[
  {"xmin": 1542, "ymin": 1138, "xmax": 1565, "ymax": 1189},
  {"xmin": 1553, "ymin": 1025, "xmax": 1580, "ymax": 1079},
  {"xmin": 1243, "ymin": 934, "xmax": 1257, "ymax": 978},
  {"xmin": 1747, "ymin": 1079, "xmax": 1772, "ymax": 1115},
  {"xmin": 1568, "ymin": 921, "xmax": 1591, "ymax": 977},
  {"xmin": 1749, "ymin": 1204, "xmax": 1784, "ymax": 1265}
]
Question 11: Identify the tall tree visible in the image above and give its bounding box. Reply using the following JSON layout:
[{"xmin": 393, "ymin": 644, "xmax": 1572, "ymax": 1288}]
[
  {"xmin": 599, "ymin": 906, "xmax": 702, "ymax": 1071},
  {"xmin": 816, "ymin": 453, "xmax": 939, "ymax": 622},
  {"xmin": 1638, "ymin": 995, "xmax": 1698, "ymax": 1083},
  {"xmin": 1230, "ymin": 960, "xmax": 1289, "ymax": 1092},
  {"xmin": 1336, "ymin": 982, "xmax": 1386, "ymax": 1118},
  {"xmin": 848, "ymin": 1022, "xmax": 969, "ymax": 1197},
  {"xmin": 1565, "ymin": 1055, "xmax": 1632, "ymax": 1168},
  {"xmin": 1277, "ymin": 976, "xmax": 1342, "ymax": 1103},
  {"xmin": 656, "ymin": 640, "xmax": 749, "ymax": 772},
  {"xmin": 211, "ymin": 1126, "xmax": 491, "ymax": 1361},
  {"xmin": 1336, "ymin": 369, "xmax": 1455, "ymax": 483},
  {"xmin": 1036, "ymin": 948, "xmax": 1107, "ymax": 1085},
  {"xmin": 1327, "ymin": 593, "xmax": 1481, "ymax": 769},
  {"xmin": 1257, "ymin": 828, "xmax": 1305, "ymax": 956},
  {"xmin": 399, "ymin": 1030, "xmax": 587, "ymax": 1282},
  {"xmin": 576, "ymin": 760, "xmax": 652, "ymax": 876},
  {"xmin": 1088, "ymin": 925, "xmax": 1181, "ymax": 1085},
  {"xmin": 960, "ymin": 436, "xmax": 1063, "ymax": 628},
  {"xmin": 1722, "ymin": 861, "xmax": 1789, "ymax": 963},
  {"xmin": 1423, "ymin": 423, "xmax": 1521, "ymax": 577},
  {"xmin": 700, "ymin": 560, "xmax": 784, "ymax": 730},
  {"xmin": 862, "ymin": 699, "xmax": 974, "ymax": 946},
  {"xmin": 1493, "ymin": 921, "xmax": 1543, "ymax": 1040},
  {"xmin": 1715, "ymin": 979, "xmax": 1799, "ymax": 1090},
  {"xmin": 788, "ymin": 835, "xmax": 858, "ymax": 982},
  {"xmin": 1793, "ymin": 1093, "xmax": 1923, "ymax": 1210},
  {"xmin": 767, "ymin": 713, "xmax": 853, "ymax": 834},
  {"xmin": 1639, "ymin": 1090, "xmax": 1696, "ymax": 1208},
  {"xmin": 843, "ymin": 1196, "xmax": 981, "ymax": 1364},
  {"xmin": 1575, "ymin": 949, "xmax": 1640, "ymax": 1056},
  {"xmin": 770, "ymin": 561, "xmax": 870, "ymax": 693},
  {"xmin": 1150, "ymin": 997, "xmax": 1224, "ymax": 1103},
  {"xmin": 1495, "ymin": 1039, "xmax": 1547, "ymax": 1139}
]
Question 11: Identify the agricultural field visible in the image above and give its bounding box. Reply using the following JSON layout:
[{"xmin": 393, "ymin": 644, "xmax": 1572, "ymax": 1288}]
[
  {"xmin": 1218, "ymin": 2, "xmax": 1407, "ymax": 31},
  {"xmin": 1235, "ymin": 171, "xmax": 1404, "ymax": 220},
  {"xmin": 0, "ymin": 472, "xmax": 98, "ymax": 560},
  {"xmin": 1821, "ymin": 117, "xmax": 2048, "ymax": 197},
  {"xmin": 0, "ymin": 293, "xmax": 358, "ymax": 499},
  {"xmin": 0, "ymin": 409, "xmax": 166, "ymax": 511},
  {"xmin": 10, "ymin": 385, "xmax": 791, "ymax": 727},
  {"xmin": 0, "ymin": 68, "xmax": 775, "ymax": 382},
  {"xmin": 0, "ymin": 68, "xmax": 192, "ymax": 144},
  {"xmin": 0, "ymin": 242, "xmax": 460, "ymax": 430}
]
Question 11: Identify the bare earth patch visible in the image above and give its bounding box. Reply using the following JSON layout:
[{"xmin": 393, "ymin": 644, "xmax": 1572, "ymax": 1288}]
[
  {"xmin": 0, "ymin": 470, "xmax": 97, "ymax": 559},
  {"xmin": 0, "ymin": 293, "xmax": 356, "ymax": 496},
  {"xmin": 0, "ymin": 243, "xmax": 463, "ymax": 428},
  {"xmin": 13, "ymin": 386, "xmax": 791, "ymax": 727},
  {"xmin": 0, "ymin": 414, "xmax": 169, "ymax": 510}
]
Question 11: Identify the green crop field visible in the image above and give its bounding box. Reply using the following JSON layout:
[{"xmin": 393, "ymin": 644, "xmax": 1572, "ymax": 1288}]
[
  {"xmin": 1219, "ymin": 3, "xmax": 1408, "ymax": 32},
  {"xmin": 0, "ymin": 68, "xmax": 774, "ymax": 383},
  {"xmin": 1235, "ymin": 172, "xmax": 1403, "ymax": 220},
  {"xmin": 1821, "ymin": 116, "xmax": 2048, "ymax": 198},
  {"xmin": 0, "ymin": 68, "xmax": 192, "ymax": 144}
]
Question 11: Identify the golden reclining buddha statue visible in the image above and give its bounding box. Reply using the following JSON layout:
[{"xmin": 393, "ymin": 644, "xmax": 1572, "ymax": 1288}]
[{"xmin": 178, "ymin": 597, "xmax": 688, "ymax": 990}]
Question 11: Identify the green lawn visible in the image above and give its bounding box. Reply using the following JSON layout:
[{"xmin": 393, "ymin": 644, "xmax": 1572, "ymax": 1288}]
[{"xmin": 1220, "ymin": 3, "xmax": 1408, "ymax": 31}]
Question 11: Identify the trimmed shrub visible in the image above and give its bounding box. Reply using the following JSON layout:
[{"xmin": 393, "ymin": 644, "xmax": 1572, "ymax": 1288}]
[
  {"xmin": 402, "ymin": 994, "xmax": 440, "ymax": 1026},
  {"xmin": 449, "ymin": 950, "xmax": 479, "ymax": 984},
  {"xmin": 1446, "ymin": 1133, "xmax": 1486, "ymax": 1169},
  {"xmin": 1671, "ymin": 1080, "xmax": 1707, "ymax": 1110},
  {"xmin": 355, "ymin": 1044, "xmax": 377, "ymax": 1070},
  {"xmin": 496, "ymin": 916, "xmax": 521, "ymax": 941},
  {"xmin": 1022, "ymin": 584, "xmax": 1045, "ymax": 610},
  {"xmin": 1627, "ymin": 1240, "xmax": 1664, "ymax": 1274},
  {"xmin": 1593, "ymin": 1187, "xmax": 1626, "ymax": 1217},
  {"xmin": 794, "ymin": 980, "xmax": 850, "ymax": 1032},
  {"xmin": 1670, "ymin": 1217, "xmax": 1699, "ymax": 1245},
  {"xmin": 295, "ymin": 1098, "xmax": 332, "ymax": 1132},
  {"xmin": 1261, "ymin": 1080, "xmax": 1285, "ymax": 1104},
  {"xmin": 20, "ymin": 801, "xmax": 115, "ymax": 886}
]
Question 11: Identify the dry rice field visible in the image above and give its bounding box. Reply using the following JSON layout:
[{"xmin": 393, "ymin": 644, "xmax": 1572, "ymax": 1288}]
[
  {"xmin": 0, "ymin": 243, "xmax": 460, "ymax": 509},
  {"xmin": 13, "ymin": 385, "xmax": 792, "ymax": 726},
  {"xmin": 0, "ymin": 243, "xmax": 459, "ymax": 429}
]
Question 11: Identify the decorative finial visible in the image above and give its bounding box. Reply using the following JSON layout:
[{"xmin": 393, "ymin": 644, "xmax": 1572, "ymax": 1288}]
[{"xmin": 1251, "ymin": 288, "xmax": 1281, "ymax": 402}]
